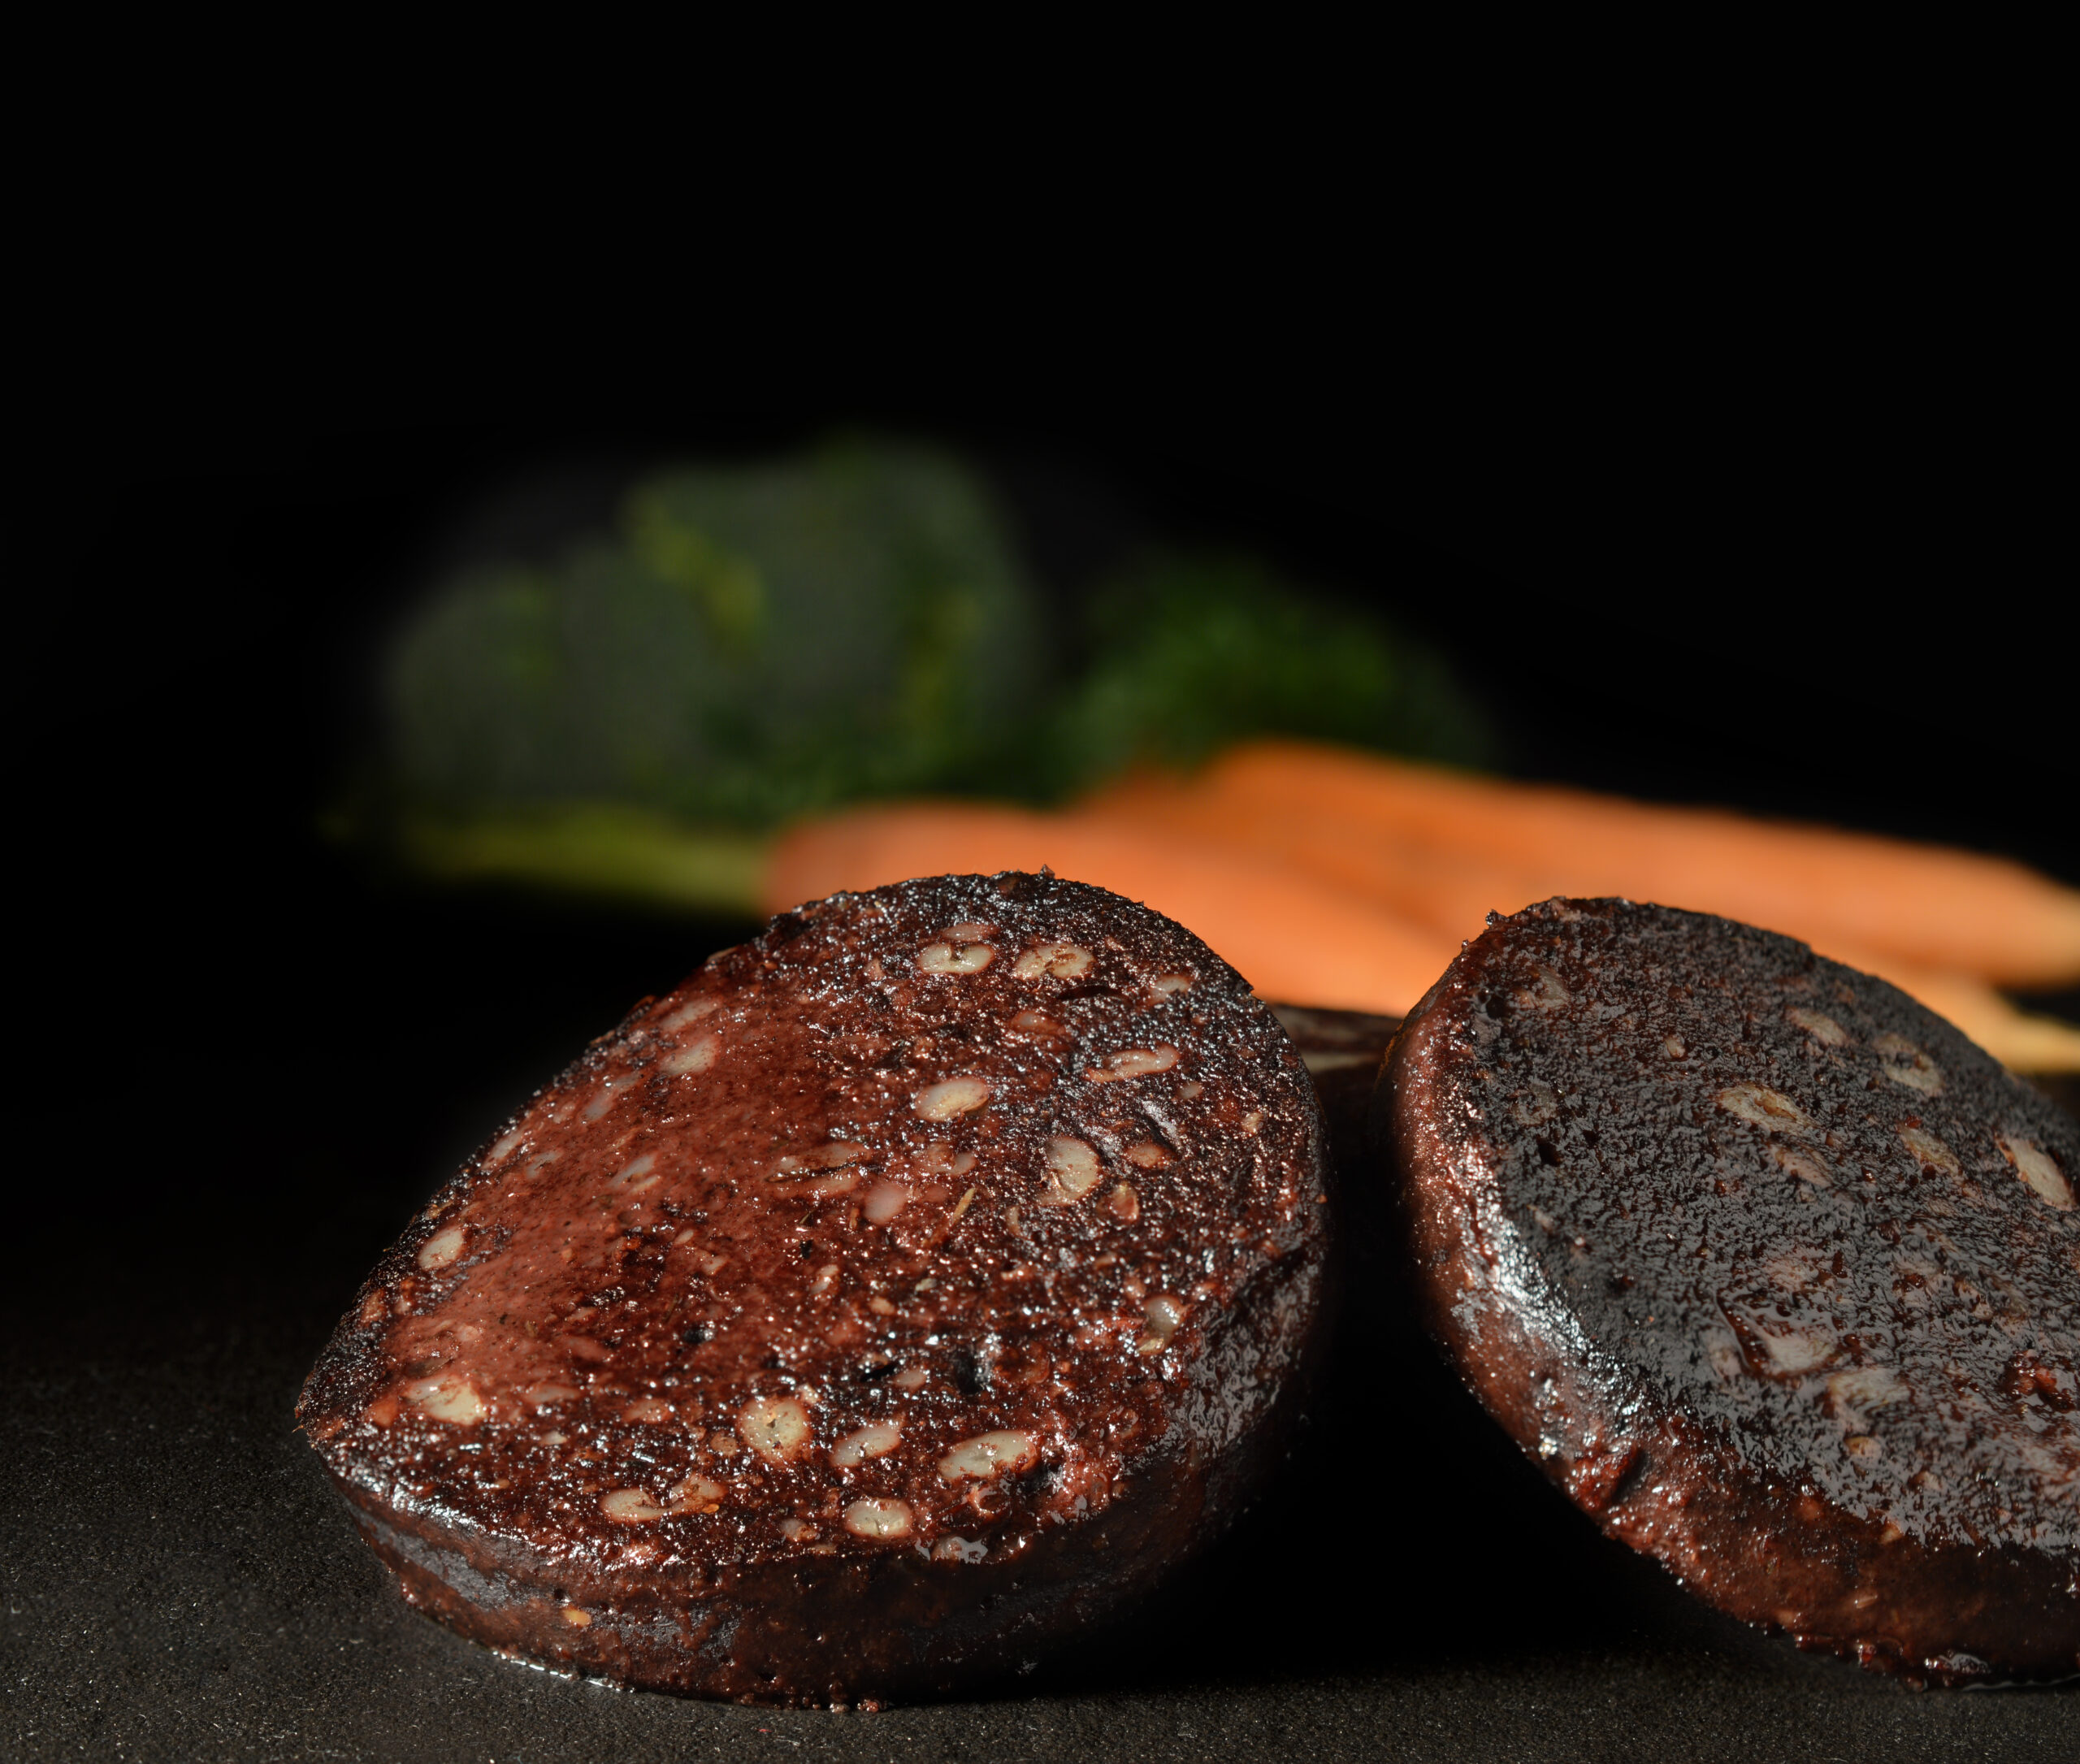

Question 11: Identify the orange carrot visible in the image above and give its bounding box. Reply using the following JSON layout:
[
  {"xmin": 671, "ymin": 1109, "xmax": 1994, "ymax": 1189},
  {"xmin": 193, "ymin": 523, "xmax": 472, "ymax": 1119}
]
[
  {"xmin": 763, "ymin": 801, "xmax": 1463, "ymax": 1016},
  {"xmin": 1081, "ymin": 764, "xmax": 2080, "ymax": 1070},
  {"xmin": 1082, "ymin": 769, "xmax": 1550, "ymax": 936},
  {"xmin": 1181, "ymin": 741, "xmax": 2080, "ymax": 988}
]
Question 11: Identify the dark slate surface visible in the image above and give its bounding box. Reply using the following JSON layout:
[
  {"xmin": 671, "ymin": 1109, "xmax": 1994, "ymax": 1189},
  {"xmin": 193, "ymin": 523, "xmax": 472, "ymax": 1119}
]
[{"xmin": 8, "ymin": 1281, "xmax": 2076, "ymax": 1762}]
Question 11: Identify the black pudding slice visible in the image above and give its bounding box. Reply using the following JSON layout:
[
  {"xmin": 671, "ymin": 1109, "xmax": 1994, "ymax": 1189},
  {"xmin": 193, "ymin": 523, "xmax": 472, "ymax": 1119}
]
[
  {"xmin": 300, "ymin": 872, "xmax": 1331, "ymax": 1705},
  {"xmin": 1382, "ymin": 897, "xmax": 2079, "ymax": 1686}
]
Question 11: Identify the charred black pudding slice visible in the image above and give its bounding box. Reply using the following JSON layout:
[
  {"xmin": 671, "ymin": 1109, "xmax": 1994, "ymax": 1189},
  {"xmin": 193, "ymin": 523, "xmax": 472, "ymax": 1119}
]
[
  {"xmin": 1382, "ymin": 898, "xmax": 2078, "ymax": 1686},
  {"xmin": 298, "ymin": 871, "xmax": 1330, "ymax": 1706}
]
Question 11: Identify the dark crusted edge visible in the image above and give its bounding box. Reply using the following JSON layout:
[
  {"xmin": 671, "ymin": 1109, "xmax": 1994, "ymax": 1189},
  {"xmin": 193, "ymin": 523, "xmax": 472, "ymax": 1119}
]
[
  {"xmin": 1373, "ymin": 903, "xmax": 2080, "ymax": 1689},
  {"xmin": 318, "ymin": 1227, "xmax": 1328, "ymax": 1705}
]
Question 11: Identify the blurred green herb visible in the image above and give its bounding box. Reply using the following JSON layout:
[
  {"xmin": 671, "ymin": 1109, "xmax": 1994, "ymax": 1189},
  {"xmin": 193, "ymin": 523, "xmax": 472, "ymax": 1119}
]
[
  {"xmin": 1037, "ymin": 553, "xmax": 1490, "ymax": 796},
  {"xmin": 387, "ymin": 439, "xmax": 1046, "ymax": 831},
  {"xmin": 362, "ymin": 438, "xmax": 1488, "ymax": 912}
]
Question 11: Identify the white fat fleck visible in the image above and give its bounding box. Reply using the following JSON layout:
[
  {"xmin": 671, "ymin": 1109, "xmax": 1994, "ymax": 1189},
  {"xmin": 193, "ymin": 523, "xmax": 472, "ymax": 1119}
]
[
  {"xmin": 487, "ymin": 1129, "xmax": 526, "ymax": 1163},
  {"xmin": 843, "ymin": 1497, "xmax": 914, "ymax": 1538},
  {"xmin": 862, "ymin": 1180, "xmax": 912, "ymax": 1224},
  {"xmin": 1137, "ymin": 1294, "xmax": 1187, "ymax": 1355},
  {"xmin": 917, "ymin": 1142, "xmax": 978, "ymax": 1177},
  {"xmin": 1149, "ymin": 972, "xmax": 1194, "ymax": 995},
  {"xmin": 915, "ymin": 1076, "xmax": 990, "ymax": 1120},
  {"xmin": 1012, "ymin": 942, "xmax": 1094, "ymax": 980},
  {"xmin": 776, "ymin": 1142, "xmax": 866, "ymax": 1173},
  {"xmin": 932, "ymin": 1536, "xmax": 989, "ymax": 1562},
  {"xmin": 1716, "ymin": 1083, "xmax": 1813, "ymax": 1136},
  {"xmin": 778, "ymin": 1517, "xmax": 819, "ymax": 1542},
  {"xmin": 1827, "ymin": 1367, "xmax": 1909, "ymax": 1413},
  {"xmin": 1516, "ymin": 965, "xmax": 1570, "ymax": 1011},
  {"xmin": 1761, "ymin": 1326, "xmax": 1838, "ymax": 1375},
  {"xmin": 1883, "ymin": 1051, "xmax": 1944, "ymax": 1096},
  {"xmin": 830, "ymin": 1420, "xmax": 902, "ymax": 1468},
  {"xmin": 918, "ymin": 941, "xmax": 994, "ymax": 974},
  {"xmin": 417, "ymin": 1225, "xmax": 467, "ymax": 1272},
  {"xmin": 660, "ymin": 998, "xmax": 720, "ymax": 1031},
  {"xmin": 1086, "ymin": 1046, "xmax": 1181, "ymax": 1083},
  {"xmin": 665, "ymin": 1474, "xmax": 724, "ymax": 1515},
  {"xmin": 773, "ymin": 1145, "xmax": 865, "ymax": 1195},
  {"xmin": 405, "ymin": 1376, "xmax": 486, "ymax": 1425},
  {"xmin": 1787, "ymin": 1008, "xmax": 1849, "ymax": 1047},
  {"xmin": 1703, "ymin": 1328, "xmax": 1746, "ymax": 1383},
  {"xmin": 1770, "ymin": 1144, "xmax": 1831, "ymax": 1187},
  {"xmin": 739, "ymin": 1396, "xmax": 812, "ymax": 1463},
  {"xmin": 1900, "ymin": 1125, "xmax": 1961, "ymax": 1179},
  {"xmin": 622, "ymin": 1398, "xmax": 673, "ymax": 1424},
  {"xmin": 582, "ymin": 1077, "xmax": 632, "ymax": 1120},
  {"xmin": 525, "ymin": 1383, "xmax": 580, "ymax": 1406},
  {"xmin": 664, "ymin": 1034, "xmax": 721, "ymax": 1077},
  {"xmin": 607, "ymin": 1152, "xmax": 661, "ymax": 1193},
  {"xmin": 1762, "ymin": 1254, "xmax": 1817, "ymax": 1294},
  {"xmin": 1039, "ymin": 1136, "xmax": 1103, "ymax": 1206},
  {"xmin": 1998, "ymin": 1134, "xmax": 2074, "ymax": 1210},
  {"xmin": 893, "ymin": 1366, "xmax": 930, "ymax": 1390},
  {"xmin": 937, "ymin": 1430, "xmax": 1038, "ymax": 1482},
  {"xmin": 600, "ymin": 1488, "xmax": 663, "ymax": 1523}
]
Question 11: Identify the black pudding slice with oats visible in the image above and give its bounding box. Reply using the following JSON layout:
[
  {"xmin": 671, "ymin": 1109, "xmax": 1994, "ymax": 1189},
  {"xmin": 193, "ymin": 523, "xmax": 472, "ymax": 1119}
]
[
  {"xmin": 298, "ymin": 871, "xmax": 1331, "ymax": 1707},
  {"xmin": 1383, "ymin": 899, "xmax": 2079, "ymax": 1687}
]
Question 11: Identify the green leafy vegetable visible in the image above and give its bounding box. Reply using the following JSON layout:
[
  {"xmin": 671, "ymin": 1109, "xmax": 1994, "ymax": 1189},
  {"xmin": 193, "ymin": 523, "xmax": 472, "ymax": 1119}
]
[
  {"xmin": 368, "ymin": 439, "xmax": 1489, "ymax": 912},
  {"xmin": 387, "ymin": 438, "xmax": 1048, "ymax": 829},
  {"xmin": 1037, "ymin": 553, "xmax": 1489, "ymax": 795}
]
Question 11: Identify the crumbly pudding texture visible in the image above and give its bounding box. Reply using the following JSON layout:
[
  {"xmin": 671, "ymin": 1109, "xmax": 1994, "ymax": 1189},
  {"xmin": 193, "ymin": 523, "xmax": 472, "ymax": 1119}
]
[
  {"xmin": 299, "ymin": 870, "xmax": 1329, "ymax": 1704},
  {"xmin": 1385, "ymin": 896, "xmax": 2078, "ymax": 1687}
]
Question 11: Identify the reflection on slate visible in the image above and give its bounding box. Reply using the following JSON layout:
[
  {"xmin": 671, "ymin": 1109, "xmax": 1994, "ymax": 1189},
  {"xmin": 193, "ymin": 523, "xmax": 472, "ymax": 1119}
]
[{"xmin": 4, "ymin": 907, "xmax": 2072, "ymax": 1762}]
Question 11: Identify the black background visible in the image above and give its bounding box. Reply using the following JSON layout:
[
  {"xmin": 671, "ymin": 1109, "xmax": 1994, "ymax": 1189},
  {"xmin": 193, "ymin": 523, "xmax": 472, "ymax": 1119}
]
[{"xmin": 9, "ymin": 379, "xmax": 2075, "ymax": 1759}]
